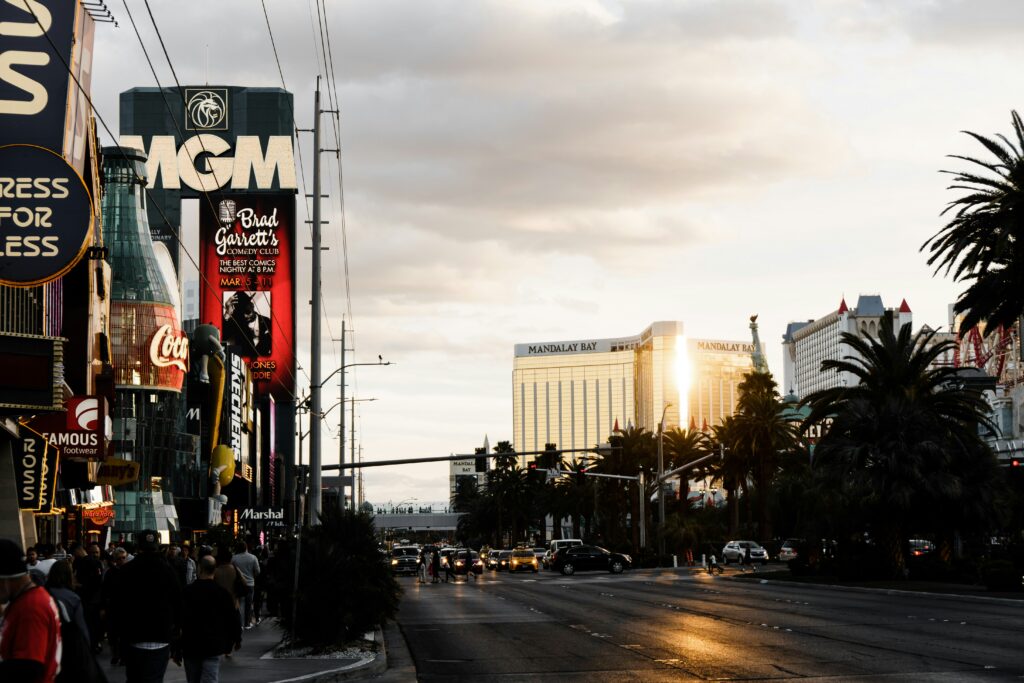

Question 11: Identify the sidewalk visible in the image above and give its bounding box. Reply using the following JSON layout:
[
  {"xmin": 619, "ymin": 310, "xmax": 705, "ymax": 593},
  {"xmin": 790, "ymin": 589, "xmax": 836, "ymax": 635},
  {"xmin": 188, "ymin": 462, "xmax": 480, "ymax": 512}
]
[{"xmin": 99, "ymin": 620, "xmax": 380, "ymax": 683}]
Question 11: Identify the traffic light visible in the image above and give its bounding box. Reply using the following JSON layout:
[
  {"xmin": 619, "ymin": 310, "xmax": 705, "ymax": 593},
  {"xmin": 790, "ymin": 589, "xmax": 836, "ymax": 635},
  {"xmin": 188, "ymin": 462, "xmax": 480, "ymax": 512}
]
[
  {"xmin": 1013, "ymin": 459, "xmax": 1021, "ymax": 467},
  {"xmin": 575, "ymin": 462, "xmax": 587, "ymax": 485},
  {"xmin": 474, "ymin": 447, "xmax": 487, "ymax": 473}
]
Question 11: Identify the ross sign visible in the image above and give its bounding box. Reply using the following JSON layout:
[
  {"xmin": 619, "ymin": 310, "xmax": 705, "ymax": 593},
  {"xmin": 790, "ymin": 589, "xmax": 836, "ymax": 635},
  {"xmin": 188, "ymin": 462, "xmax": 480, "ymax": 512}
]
[
  {"xmin": 0, "ymin": 144, "xmax": 94, "ymax": 286},
  {"xmin": 96, "ymin": 458, "xmax": 140, "ymax": 486},
  {"xmin": 26, "ymin": 395, "xmax": 110, "ymax": 460},
  {"xmin": 119, "ymin": 134, "xmax": 296, "ymax": 193},
  {"xmin": 199, "ymin": 194, "xmax": 295, "ymax": 400},
  {"xmin": 149, "ymin": 323, "xmax": 189, "ymax": 372},
  {"xmin": 12, "ymin": 423, "xmax": 58, "ymax": 511}
]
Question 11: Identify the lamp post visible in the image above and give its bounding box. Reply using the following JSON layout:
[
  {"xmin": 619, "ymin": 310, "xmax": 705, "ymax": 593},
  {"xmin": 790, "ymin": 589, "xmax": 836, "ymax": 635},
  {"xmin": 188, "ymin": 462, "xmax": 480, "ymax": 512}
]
[
  {"xmin": 308, "ymin": 355, "xmax": 390, "ymax": 525},
  {"xmin": 657, "ymin": 402, "xmax": 672, "ymax": 558}
]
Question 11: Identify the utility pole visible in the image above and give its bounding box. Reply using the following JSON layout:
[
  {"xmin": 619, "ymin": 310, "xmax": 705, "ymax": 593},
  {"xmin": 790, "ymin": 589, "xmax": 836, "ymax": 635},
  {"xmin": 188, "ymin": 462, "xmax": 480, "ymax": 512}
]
[
  {"xmin": 350, "ymin": 394, "xmax": 356, "ymax": 511},
  {"xmin": 309, "ymin": 79, "xmax": 323, "ymax": 526},
  {"xmin": 339, "ymin": 321, "xmax": 346, "ymax": 509}
]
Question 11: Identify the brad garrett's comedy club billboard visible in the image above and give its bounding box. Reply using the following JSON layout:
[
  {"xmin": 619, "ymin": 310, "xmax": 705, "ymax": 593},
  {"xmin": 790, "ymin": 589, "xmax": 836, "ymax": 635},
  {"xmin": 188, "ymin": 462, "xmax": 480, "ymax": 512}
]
[{"xmin": 199, "ymin": 194, "xmax": 295, "ymax": 401}]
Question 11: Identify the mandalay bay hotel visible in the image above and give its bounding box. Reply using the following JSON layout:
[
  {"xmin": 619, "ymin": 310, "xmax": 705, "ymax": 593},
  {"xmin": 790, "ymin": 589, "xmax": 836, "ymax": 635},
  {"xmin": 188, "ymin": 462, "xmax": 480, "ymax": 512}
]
[{"xmin": 512, "ymin": 321, "xmax": 758, "ymax": 463}]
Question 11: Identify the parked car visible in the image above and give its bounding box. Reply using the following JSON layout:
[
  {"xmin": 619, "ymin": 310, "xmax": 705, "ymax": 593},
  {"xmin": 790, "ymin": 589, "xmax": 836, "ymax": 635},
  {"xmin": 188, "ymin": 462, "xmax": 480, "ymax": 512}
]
[
  {"xmin": 509, "ymin": 548, "xmax": 539, "ymax": 573},
  {"xmin": 390, "ymin": 546, "xmax": 420, "ymax": 575},
  {"xmin": 452, "ymin": 549, "xmax": 484, "ymax": 576},
  {"xmin": 544, "ymin": 538, "xmax": 583, "ymax": 569},
  {"xmin": 721, "ymin": 540, "xmax": 768, "ymax": 565},
  {"xmin": 551, "ymin": 545, "xmax": 631, "ymax": 575},
  {"xmin": 778, "ymin": 538, "xmax": 803, "ymax": 562}
]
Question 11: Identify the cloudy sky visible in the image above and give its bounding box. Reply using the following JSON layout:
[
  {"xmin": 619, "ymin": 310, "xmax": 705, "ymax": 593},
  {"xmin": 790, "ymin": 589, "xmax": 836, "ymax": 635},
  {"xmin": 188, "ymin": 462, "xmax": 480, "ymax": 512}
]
[{"xmin": 91, "ymin": 0, "xmax": 1022, "ymax": 506}]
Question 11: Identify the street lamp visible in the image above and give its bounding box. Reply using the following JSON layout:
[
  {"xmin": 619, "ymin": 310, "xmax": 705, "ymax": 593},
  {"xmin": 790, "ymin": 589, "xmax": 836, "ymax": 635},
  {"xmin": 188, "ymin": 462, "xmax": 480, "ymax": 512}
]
[
  {"xmin": 309, "ymin": 356, "xmax": 391, "ymax": 526},
  {"xmin": 657, "ymin": 402, "xmax": 672, "ymax": 558}
]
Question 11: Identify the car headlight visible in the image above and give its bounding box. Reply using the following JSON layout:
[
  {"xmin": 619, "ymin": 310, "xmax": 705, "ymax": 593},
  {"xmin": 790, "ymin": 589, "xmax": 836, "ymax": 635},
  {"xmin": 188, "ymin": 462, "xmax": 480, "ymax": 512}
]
[
  {"xmin": 391, "ymin": 559, "xmax": 398, "ymax": 565},
  {"xmin": 456, "ymin": 560, "xmax": 464, "ymax": 566}
]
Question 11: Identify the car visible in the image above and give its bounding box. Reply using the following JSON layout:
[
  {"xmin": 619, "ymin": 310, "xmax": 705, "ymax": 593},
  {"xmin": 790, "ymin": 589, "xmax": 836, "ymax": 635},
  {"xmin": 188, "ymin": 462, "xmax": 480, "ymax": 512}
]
[
  {"xmin": 486, "ymin": 550, "xmax": 503, "ymax": 571},
  {"xmin": 495, "ymin": 550, "xmax": 512, "ymax": 571},
  {"xmin": 533, "ymin": 547, "xmax": 547, "ymax": 563},
  {"xmin": 778, "ymin": 538, "xmax": 803, "ymax": 562},
  {"xmin": 544, "ymin": 538, "xmax": 583, "ymax": 569},
  {"xmin": 452, "ymin": 549, "xmax": 484, "ymax": 576},
  {"xmin": 721, "ymin": 540, "xmax": 768, "ymax": 565},
  {"xmin": 551, "ymin": 545, "xmax": 631, "ymax": 575},
  {"xmin": 909, "ymin": 539, "xmax": 935, "ymax": 557},
  {"xmin": 389, "ymin": 546, "xmax": 420, "ymax": 575},
  {"xmin": 509, "ymin": 548, "xmax": 539, "ymax": 573}
]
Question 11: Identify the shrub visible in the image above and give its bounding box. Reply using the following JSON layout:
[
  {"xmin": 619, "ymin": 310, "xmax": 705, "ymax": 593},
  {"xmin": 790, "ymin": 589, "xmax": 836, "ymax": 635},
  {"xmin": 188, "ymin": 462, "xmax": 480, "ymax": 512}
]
[
  {"xmin": 981, "ymin": 560, "xmax": 1022, "ymax": 592},
  {"xmin": 277, "ymin": 503, "xmax": 401, "ymax": 648}
]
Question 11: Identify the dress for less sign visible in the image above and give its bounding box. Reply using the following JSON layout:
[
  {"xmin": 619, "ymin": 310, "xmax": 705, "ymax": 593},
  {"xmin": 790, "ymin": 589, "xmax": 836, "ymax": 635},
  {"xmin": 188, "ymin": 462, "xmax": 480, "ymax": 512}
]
[{"xmin": 0, "ymin": 144, "xmax": 94, "ymax": 286}]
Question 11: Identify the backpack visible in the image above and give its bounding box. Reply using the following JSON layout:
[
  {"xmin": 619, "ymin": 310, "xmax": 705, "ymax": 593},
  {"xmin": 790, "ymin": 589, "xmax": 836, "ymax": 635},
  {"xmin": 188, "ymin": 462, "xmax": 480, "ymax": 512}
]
[{"xmin": 50, "ymin": 592, "xmax": 109, "ymax": 683}]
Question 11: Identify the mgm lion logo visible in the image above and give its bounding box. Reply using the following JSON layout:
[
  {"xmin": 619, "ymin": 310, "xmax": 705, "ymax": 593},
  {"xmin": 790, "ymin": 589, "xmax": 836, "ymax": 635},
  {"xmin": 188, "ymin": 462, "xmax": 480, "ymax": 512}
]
[{"xmin": 185, "ymin": 88, "xmax": 228, "ymax": 130}]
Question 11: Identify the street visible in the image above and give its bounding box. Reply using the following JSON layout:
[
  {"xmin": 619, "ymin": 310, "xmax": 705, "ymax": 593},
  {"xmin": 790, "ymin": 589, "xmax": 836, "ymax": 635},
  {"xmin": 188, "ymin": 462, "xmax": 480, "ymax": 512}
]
[{"xmin": 395, "ymin": 567, "xmax": 1024, "ymax": 681}]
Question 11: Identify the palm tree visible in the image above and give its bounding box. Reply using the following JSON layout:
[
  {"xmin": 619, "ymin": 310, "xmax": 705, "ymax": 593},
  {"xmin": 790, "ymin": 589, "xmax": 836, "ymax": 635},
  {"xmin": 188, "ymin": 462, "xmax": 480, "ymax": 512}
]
[
  {"xmin": 922, "ymin": 110, "xmax": 1024, "ymax": 333},
  {"xmin": 709, "ymin": 416, "xmax": 747, "ymax": 536},
  {"xmin": 732, "ymin": 371, "xmax": 801, "ymax": 543},
  {"xmin": 801, "ymin": 318, "xmax": 998, "ymax": 578},
  {"xmin": 663, "ymin": 427, "xmax": 711, "ymax": 511}
]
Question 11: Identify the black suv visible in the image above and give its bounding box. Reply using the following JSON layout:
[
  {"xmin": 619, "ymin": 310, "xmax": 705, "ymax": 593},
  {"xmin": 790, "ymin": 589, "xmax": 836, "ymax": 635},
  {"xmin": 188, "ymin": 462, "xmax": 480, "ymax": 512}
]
[
  {"xmin": 390, "ymin": 546, "xmax": 420, "ymax": 575},
  {"xmin": 551, "ymin": 545, "xmax": 632, "ymax": 575}
]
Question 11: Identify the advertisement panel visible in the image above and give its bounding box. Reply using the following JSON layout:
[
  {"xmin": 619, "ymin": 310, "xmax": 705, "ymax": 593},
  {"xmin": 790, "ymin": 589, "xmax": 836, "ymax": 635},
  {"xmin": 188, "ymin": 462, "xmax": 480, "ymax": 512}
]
[
  {"xmin": 0, "ymin": 144, "xmax": 95, "ymax": 287},
  {"xmin": 110, "ymin": 301, "xmax": 186, "ymax": 392},
  {"xmin": 0, "ymin": 0, "xmax": 78, "ymax": 155},
  {"xmin": 26, "ymin": 395, "xmax": 110, "ymax": 460},
  {"xmin": 198, "ymin": 194, "xmax": 295, "ymax": 400}
]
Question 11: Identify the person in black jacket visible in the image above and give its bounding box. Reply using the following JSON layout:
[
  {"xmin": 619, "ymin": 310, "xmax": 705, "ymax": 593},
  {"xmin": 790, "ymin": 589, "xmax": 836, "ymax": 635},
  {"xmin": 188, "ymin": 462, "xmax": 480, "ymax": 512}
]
[
  {"xmin": 175, "ymin": 555, "xmax": 240, "ymax": 683},
  {"xmin": 111, "ymin": 530, "xmax": 183, "ymax": 683}
]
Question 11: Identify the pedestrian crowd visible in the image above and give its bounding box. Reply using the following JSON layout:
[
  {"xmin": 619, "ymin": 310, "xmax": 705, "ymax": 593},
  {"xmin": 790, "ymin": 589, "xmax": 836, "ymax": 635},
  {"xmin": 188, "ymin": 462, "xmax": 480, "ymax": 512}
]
[{"xmin": 0, "ymin": 532, "xmax": 278, "ymax": 683}]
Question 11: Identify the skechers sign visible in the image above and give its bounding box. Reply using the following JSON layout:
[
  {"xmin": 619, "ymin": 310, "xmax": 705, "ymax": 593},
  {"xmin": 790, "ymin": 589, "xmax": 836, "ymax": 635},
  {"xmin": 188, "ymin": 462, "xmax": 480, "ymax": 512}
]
[{"xmin": 0, "ymin": 144, "xmax": 93, "ymax": 286}]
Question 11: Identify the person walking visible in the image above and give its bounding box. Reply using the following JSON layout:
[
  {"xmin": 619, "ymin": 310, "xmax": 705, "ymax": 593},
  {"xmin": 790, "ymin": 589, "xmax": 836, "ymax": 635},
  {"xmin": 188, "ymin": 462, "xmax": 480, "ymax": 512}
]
[
  {"xmin": 101, "ymin": 547, "xmax": 128, "ymax": 666},
  {"xmin": 417, "ymin": 550, "xmax": 427, "ymax": 584},
  {"xmin": 0, "ymin": 538, "xmax": 61, "ymax": 683},
  {"xmin": 46, "ymin": 560, "xmax": 90, "ymax": 649},
  {"xmin": 430, "ymin": 550, "xmax": 441, "ymax": 584},
  {"xmin": 111, "ymin": 530, "xmax": 183, "ymax": 683},
  {"xmin": 174, "ymin": 556, "xmax": 241, "ymax": 683},
  {"xmin": 180, "ymin": 544, "xmax": 197, "ymax": 586},
  {"xmin": 213, "ymin": 550, "xmax": 243, "ymax": 656},
  {"xmin": 73, "ymin": 543, "xmax": 104, "ymax": 653},
  {"xmin": 230, "ymin": 541, "xmax": 259, "ymax": 629}
]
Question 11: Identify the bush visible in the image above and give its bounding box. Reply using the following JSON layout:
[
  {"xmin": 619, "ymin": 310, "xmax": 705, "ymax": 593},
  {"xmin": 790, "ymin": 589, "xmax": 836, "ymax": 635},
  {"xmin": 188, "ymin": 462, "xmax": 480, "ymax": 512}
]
[
  {"xmin": 277, "ymin": 503, "xmax": 401, "ymax": 648},
  {"xmin": 981, "ymin": 560, "xmax": 1022, "ymax": 592}
]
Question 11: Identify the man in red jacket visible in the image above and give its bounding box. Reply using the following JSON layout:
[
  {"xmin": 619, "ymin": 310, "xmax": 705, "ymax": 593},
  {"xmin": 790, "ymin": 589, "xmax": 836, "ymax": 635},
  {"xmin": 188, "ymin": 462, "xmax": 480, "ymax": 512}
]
[{"xmin": 0, "ymin": 538, "xmax": 61, "ymax": 683}]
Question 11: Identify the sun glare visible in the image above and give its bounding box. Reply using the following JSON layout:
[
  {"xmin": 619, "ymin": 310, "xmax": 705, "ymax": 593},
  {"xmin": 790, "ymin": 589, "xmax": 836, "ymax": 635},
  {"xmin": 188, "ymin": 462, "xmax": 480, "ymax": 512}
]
[{"xmin": 675, "ymin": 335, "xmax": 690, "ymax": 429}]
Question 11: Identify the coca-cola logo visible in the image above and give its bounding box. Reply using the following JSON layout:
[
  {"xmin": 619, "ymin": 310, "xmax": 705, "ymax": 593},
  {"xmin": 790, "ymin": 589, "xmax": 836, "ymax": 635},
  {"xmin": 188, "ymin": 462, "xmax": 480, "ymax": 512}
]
[{"xmin": 149, "ymin": 324, "xmax": 189, "ymax": 372}]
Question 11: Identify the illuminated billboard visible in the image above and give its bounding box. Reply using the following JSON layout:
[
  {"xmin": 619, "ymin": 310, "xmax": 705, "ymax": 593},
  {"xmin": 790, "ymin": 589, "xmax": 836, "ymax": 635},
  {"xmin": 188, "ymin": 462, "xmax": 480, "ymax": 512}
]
[{"xmin": 199, "ymin": 194, "xmax": 295, "ymax": 400}]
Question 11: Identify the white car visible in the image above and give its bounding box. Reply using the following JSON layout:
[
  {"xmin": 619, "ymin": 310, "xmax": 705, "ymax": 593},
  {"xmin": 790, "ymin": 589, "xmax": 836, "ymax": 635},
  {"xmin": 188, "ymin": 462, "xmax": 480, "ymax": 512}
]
[
  {"xmin": 543, "ymin": 538, "xmax": 583, "ymax": 569},
  {"xmin": 722, "ymin": 540, "xmax": 768, "ymax": 564}
]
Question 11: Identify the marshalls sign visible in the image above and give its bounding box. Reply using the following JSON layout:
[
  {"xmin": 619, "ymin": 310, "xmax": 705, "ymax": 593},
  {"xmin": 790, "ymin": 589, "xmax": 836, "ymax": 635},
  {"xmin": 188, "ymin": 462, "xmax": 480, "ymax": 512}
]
[{"xmin": 0, "ymin": 144, "xmax": 93, "ymax": 286}]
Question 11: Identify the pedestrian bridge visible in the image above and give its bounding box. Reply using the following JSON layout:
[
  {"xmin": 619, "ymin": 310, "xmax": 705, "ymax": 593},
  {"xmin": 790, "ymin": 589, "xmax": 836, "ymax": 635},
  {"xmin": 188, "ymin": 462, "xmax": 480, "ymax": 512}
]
[{"xmin": 372, "ymin": 511, "xmax": 463, "ymax": 531}]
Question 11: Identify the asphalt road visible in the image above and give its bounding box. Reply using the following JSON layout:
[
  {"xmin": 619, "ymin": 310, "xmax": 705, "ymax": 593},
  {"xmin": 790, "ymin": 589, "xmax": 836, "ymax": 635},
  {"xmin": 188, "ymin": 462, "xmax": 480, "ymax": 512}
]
[{"xmin": 394, "ymin": 565, "xmax": 1024, "ymax": 682}]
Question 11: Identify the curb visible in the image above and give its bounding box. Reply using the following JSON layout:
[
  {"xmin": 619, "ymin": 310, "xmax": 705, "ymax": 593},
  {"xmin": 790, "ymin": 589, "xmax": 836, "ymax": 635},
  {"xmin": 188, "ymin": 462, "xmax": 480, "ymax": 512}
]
[{"xmin": 268, "ymin": 627, "xmax": 388, "ymax": 683}]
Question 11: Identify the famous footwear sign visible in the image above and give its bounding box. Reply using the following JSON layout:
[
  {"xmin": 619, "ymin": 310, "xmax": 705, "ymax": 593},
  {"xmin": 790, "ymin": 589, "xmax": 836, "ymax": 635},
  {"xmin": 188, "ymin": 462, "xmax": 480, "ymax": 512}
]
[{"xmin": 26, "ymin": 395, "xmax": 111, "ymax": 460}]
